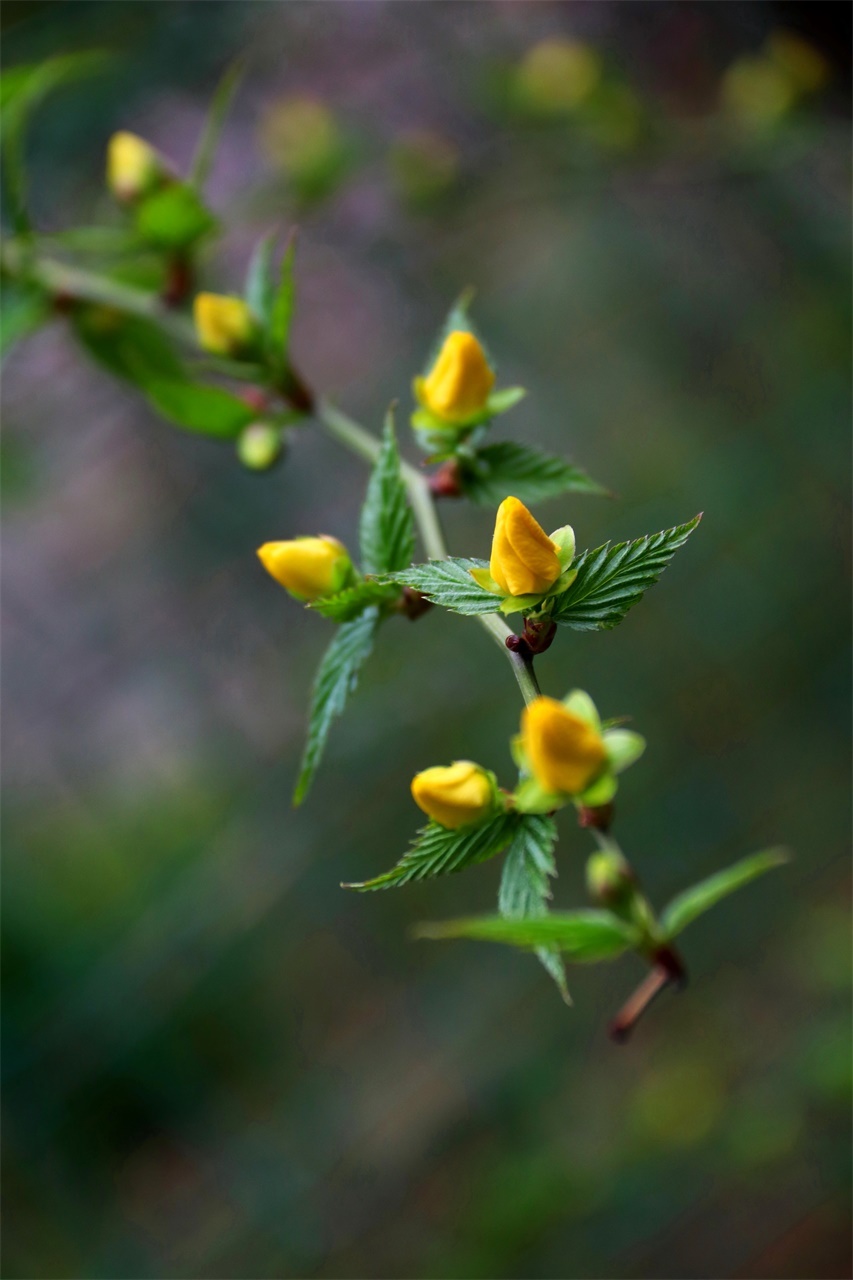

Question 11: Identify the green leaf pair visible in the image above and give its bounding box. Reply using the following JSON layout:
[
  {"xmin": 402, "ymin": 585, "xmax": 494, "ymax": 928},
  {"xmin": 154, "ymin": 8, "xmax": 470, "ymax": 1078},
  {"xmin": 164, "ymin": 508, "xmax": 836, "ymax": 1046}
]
[{"xmin": 416, "ymin": 849, "xmax": 789, "ymax": 970}]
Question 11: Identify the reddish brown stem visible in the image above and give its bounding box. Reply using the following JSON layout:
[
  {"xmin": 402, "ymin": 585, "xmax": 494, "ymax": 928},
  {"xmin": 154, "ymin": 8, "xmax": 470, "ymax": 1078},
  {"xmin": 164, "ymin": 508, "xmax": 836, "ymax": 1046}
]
[{"xmin": 608, "ymin": 946, "xmax": 687, "ymax": 1044}]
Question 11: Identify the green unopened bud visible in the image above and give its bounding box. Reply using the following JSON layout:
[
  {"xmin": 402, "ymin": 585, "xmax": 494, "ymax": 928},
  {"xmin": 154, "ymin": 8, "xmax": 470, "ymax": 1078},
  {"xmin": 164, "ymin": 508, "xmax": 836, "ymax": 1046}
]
[
  {"xmin": 237, "ymin": 423, "xmax": 284, "ymax": 471},
  {"xmin": 586, "ymin": 848, "xmax": 634, "ymax": 907}
]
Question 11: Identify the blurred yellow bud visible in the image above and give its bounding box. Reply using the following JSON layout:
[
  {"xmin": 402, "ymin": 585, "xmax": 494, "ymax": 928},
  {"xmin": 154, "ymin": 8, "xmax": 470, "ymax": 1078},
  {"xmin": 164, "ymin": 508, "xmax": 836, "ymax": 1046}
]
[
  {"xmin": 107, "ymin": 131, "xmax": 165, "ymax": 202},
  {"xmin": 721, "ymin": 56, "xmax": 795, "ymax": 126},
  {"xmin": 257, "ymin": 536, "xmax": 351, "ymax": 602},
  {"xmin": 516, "ymin": 38, "xmax": 602, "ymax": 114},
  {"xmin": 193, "ymin": 293, "xmax": 258, "ymax": 357},
  {"xmin": 418, "ymin": 330, "xmax": 495, "ymax": 424},
  {"xmin": 390, "ymin": 129, "xmax": 460, "ymax": 207},
  {"xmin": 411, "ymin": 761, "xmax": 496, "ymax": 829},
  {"xmin": 767, "ymin": 31, "xmax": 830, "ymax": 96},
  {"xmin": 521, "ymin": 696, "xmax": 607, "ymax": 796},
  {"xmin": 489, "ymin": 497, "xmax": 562, "ymax": 597}
]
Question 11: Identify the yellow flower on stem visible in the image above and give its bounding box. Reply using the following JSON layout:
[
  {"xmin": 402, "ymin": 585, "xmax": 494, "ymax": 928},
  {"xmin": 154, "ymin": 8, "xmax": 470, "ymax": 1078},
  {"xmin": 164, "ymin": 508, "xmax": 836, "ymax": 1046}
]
[
  {"xmin": 411, "ymin": 760, "xmax": 497, "ymax": 829},
  {"xmin": 193, "ymin": 293, "xmax": 258, "ymax": 358},
  {"xmin": 107, "ymin": 131, "xmax": 166, "ymax": 202},
  {"xmin": 416, "ymin": 330, "xmax": 495, "ymax": 424},
  {"xmin": 257, "ymin": 536, "xmax": 352, "ymax": 602}
]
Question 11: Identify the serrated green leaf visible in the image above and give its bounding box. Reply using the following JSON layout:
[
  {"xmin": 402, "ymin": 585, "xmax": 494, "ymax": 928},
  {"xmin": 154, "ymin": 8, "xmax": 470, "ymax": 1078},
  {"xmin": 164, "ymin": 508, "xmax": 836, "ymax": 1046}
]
[
  {"xmin": 550, "ymin": 514, "xmax": 702, "ymax": 631},
  {"xmin": 135, "ymin": 183, "xmax": 216, "ymax": 250},
  {"xmin": 347, "ymin": 812, "xmax": 517, "ymax": 891},
  {"xmin": 461, "ymin": 441, "xmax": 608, "ymax": 506},
  {"xmin": 144, "ymin": 378, "xmax": 255, "ymax": 438},
  {"xmin": 379, "ymin": 558, "xmax": 499, "ymax": 615},
  {"xmin": 188, "ymin": 56, "xmax": 244, "ymax": 191},
  {"xmin": 415, "ymin": 909, "xmax": 639, "ymax": 960},
  {"xmin": 309, "ymin": 579, "xmax": 400, "ymax": 622},
  {"xmin": 359, "ymin": 412, "xmax": 415, "ymax": 576},
  {"xmin": 499, "ymin": 815, "xmax": 568, "ymax": 1000},
  {"xmin": 660, "ymin": 848, "xmax": 790, "ymax": 940},
  {"xmin": 244, "ymin": 231, "xmax": 276, "ymax": 327},
  {"xmin": 268, "ymin": 234, "xmax": 296, "ymax": 366},
  {"xmin": 294, "ymin": 607, "xmax": 380, "ymax": 805}
]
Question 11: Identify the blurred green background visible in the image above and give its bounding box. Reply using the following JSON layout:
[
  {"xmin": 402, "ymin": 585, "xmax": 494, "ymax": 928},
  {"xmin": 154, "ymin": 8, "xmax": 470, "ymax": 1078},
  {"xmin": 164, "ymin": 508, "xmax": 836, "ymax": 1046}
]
[{"xmin": 2, "ymin": 3, "xmax": 851, "ymax": 1277}]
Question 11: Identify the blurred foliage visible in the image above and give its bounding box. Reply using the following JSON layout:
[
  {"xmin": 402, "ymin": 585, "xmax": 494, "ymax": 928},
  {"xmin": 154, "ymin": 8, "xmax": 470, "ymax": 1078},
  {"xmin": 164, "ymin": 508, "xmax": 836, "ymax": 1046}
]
[{"xmin": 2, "ymin": 2, "xmax": 851, "ymax": 1278}]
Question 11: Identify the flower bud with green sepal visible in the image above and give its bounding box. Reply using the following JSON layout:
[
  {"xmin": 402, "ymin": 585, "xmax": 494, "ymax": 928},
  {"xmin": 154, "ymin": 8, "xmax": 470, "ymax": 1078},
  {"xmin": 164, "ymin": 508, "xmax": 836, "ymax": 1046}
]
[
  {"xmin": 511, "ymin": 689, "xmax": 646, "ymax": 815},
  {"xmin": 257, "ymin": 536, "xmax": 355, "ymax": 603},
  {"xmin": 410, "ymin": 295, "xmax": 525, "ymax": 457},
  {"xmin": 107, "ymin": 131, "xmax": 171, "ymax": 203},
  {"xmin": 469, "ymin": 496, "xmax": 577, "ymax": 616},
  {"xmin": 411, "ymin": 760, "xmax": 506, "ymax": 830},
  {"xmin": 193, "ymin": 293, "xmax": 261, "ymax": 359}
]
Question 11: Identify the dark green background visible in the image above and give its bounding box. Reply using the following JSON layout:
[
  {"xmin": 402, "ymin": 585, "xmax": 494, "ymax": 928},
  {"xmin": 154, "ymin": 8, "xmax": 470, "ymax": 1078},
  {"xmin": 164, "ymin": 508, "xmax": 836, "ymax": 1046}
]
[{"xmin": 3, "ymin": 3, "xmax": 850, "ymax": 1277}]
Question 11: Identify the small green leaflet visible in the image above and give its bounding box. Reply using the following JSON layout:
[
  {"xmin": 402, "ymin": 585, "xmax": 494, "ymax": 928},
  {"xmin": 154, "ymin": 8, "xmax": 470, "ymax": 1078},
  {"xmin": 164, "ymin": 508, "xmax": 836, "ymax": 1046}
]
[
  {"xmin": 293, "ymin": 607, "xmax": 380, "ymax": 805},
  {"xmin": 244, "ymin": 231, "xmax": 277, "ymax": 328},
  {"xmin": 461, "ymin": 442, "xmax": 608, "ymax": 507},
  {"xmin": 309, "ymin": 580, "xmax": 399, "ymax": 622},
  {"xmin": 269, "ymin": 235, "xmax": 296, "ymax": 367},
  {"xmin": 659, "ymin": 848, "xmax": 790, "ymax": 940},
  {"xmin": 550, "ymin": 514, "xmax": 702, "ymax": 631},
  {"xmin": 379, "ymin": 558, "xmax": 498, "ymax": 615},
  {"xmin": 345, "ymin": 812, "xmax": 517, "ymax": 891},
  {"xmin": 188, "ymin": 56, "xmax": 245, "ymax": 191},
  {"xmin": 498, "ymin": 815, "xmax": 569, "ymax": 1002},
  {"xmin": 415, "ymin": 910, "xmax": 640, "ymax": 961},
  {"xmin": 359, "ymin": 413, "xmax": 415, "ymax": 576}
]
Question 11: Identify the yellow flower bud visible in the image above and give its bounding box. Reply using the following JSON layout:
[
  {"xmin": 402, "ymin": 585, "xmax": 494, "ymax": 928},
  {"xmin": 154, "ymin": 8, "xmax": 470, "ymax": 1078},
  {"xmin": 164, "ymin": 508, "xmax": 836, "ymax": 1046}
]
[
  {"xmin": 107, "ymin": 131, "xmax": 165, "ymax": 202},
  {"xmin": 515, "ymin": 38, "xmax": 602, "ymax": 114},
  {"xmin": 419, "ymin": 330, "xmax": 495, "ymax": 424},
  {"xmin": 489, "ymin": 496, "xmax": 562, "ymax": 597},
  {"xmin": 411, "ymin": 760, "xmax": 496, "ymax": 830},
  {"xmin": 193, "ymin": 293, "xmax": 258, "ymax": 358},
  {"xmin": 521, "ymin": 696, "xmax": 607, "ymax": 796},
  {"xmin": 257, "ymin": 536, "xmax": 351, "ymax": 602}
]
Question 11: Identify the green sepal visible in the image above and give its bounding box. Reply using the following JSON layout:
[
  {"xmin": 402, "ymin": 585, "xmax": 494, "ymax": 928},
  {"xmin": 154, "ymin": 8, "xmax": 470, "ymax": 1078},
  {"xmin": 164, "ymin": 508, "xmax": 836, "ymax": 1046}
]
[
  {"xmin": 603, "ymin": 728, "xmax": 645, "ymax": 774},
  {"xmin": 576, "ymin": 768, "xmax": 618, "ymax": 808},
  {"xmin": 561, "ymin": 688, "xmax": 601, "ymax": 731},
  {"xmin": 499, "ymin": 592, "xmax": 544, "ymax": 616},
  {"xmin": 549, "ymin": 524, "xmax": 576, "ymax": 567},
  {"xmin": 513, "ymin": 775, "xmax": 567, "ymax": 816},
  {"xmin": 469, "ymin": 566, "xmax": 502, "ymax": 594}
]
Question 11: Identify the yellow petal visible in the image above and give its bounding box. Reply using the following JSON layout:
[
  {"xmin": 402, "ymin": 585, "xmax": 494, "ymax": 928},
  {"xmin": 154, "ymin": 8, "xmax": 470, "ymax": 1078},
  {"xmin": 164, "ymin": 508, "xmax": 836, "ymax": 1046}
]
[
  {"xmin": 489, "ymin": 496, "xmax": 561, "ymax": 597},
  {"xmin": 411, "ymin": 760, "xmax": 494, "ymax": 829},
  {"xmin": 521, "ymin": 696, "xmax": 607, "ymax": 796},
  {"xmin": 420, "ymin": 330, "xmax": 495, "ymax": 424}
]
